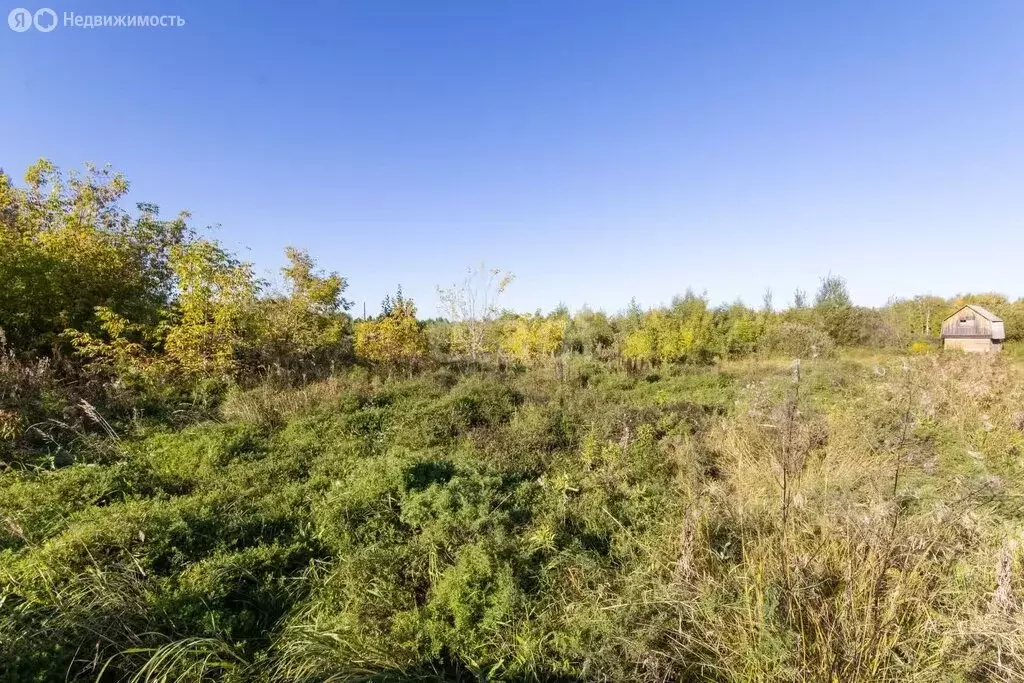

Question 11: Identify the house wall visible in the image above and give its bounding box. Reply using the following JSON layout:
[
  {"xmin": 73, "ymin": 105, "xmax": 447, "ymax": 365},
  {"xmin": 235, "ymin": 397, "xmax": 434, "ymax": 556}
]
[{"xmin": 944, "ymin": 337, "xmax": 998, "ymax": 353}]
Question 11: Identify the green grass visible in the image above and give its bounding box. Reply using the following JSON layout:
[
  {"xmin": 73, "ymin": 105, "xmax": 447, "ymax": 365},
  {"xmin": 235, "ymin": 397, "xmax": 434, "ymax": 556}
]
[{"xmin": 3, "ymin": 353, "xmax": 1024, "ymax": 681}]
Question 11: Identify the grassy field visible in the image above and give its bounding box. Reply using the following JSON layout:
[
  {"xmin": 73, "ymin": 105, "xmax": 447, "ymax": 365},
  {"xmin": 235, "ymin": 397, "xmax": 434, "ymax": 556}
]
[{"xmin": 3, "ymin": 351, "xmax": 1024, "ymax": 681}]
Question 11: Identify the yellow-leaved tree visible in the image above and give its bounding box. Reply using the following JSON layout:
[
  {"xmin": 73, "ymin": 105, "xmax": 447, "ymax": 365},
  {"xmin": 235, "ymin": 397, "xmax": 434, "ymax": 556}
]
[
  {"xmin": 500, "ymin": 314, "xmax": 566, "ymax": 364},
  {"xmin": 163, "ymin": 240, "xmax": 259, "ymax": 380},
  {"xmin": 354, "ymin": 288, "xmax": 428, "ymax": 370},
  {"xmin": 622, "ymin": 311, "xmax": 659, "ymax": 367}
]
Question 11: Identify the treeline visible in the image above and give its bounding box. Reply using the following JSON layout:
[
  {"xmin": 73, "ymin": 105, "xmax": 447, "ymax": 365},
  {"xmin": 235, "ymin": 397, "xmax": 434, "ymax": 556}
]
[
  {"xmin": 351, "ymin": 266, "xmax": 1024, "ymax": 372},
  {"xmin": 1, "ymin": 160, "xmax": 1022, "ymax": 442},
  {"xmin": 416, "ymin": 284, "xmax": 1022, "ymax": 369}
]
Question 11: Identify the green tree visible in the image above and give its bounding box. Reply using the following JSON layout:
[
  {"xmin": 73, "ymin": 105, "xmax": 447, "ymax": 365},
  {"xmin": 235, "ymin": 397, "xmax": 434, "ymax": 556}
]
[
  {"xmin": 813, "ymin": 274, "xmax": 859, "ymax": 346},
  {"xmin": 254, "ymin": 248, "xmax": 353, "ymax": 378},
  {"xmin": 565, "ymin": 307, "xmax": 614, "ymax": 355},
  {"xmin": 0, "ymin": 160, "xmax": 191, "ymax": 352}
]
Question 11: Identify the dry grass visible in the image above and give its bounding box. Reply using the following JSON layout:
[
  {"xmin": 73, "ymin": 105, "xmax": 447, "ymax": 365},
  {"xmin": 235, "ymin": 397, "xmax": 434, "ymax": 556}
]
[{"xmin": 660, "ymin": 353, "xmax": 1024, "ymax": 681}]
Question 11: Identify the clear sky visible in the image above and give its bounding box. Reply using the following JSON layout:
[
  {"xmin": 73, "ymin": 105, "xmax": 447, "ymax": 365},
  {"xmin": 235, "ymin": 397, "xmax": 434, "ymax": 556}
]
[{"xmin": 3, "ymin": 1, "xmax": 1023, "ymax": 315}]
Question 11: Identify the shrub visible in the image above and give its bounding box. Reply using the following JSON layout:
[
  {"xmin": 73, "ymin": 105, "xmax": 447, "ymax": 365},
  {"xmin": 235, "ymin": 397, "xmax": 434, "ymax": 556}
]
[
  {"xmin": 759, "ymin": 321, "xmax": 836, "ymax": 359},
  {"xmin": 909, "ymin": 338, "xmax": 938, "ymax": 354}
]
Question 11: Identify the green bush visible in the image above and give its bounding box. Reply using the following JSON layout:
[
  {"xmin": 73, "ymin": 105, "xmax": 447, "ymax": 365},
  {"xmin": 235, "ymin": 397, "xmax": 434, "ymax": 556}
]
[{"xmin": 759, "ymin": 321, "xmax": 837, "ymax": 359}]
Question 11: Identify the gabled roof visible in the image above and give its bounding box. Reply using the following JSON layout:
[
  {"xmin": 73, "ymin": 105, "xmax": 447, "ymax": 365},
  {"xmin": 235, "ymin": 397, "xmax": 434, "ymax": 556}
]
[{"xmin": 944, "ymin": 304, "xmax": 1003, "ymax": 323}]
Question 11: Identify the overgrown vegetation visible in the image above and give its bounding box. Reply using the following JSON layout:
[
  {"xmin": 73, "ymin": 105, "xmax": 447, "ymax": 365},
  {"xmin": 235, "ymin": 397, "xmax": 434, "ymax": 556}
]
[{"xmin": 3, "ymin": 161, "xmax": 1024, "ymax": 681}]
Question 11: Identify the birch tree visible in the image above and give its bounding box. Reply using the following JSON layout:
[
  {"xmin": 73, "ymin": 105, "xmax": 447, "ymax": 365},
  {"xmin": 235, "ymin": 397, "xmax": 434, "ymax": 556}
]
[{"xmin": 437, "ymin": 264, "xmax": 514, "ymax": 361}]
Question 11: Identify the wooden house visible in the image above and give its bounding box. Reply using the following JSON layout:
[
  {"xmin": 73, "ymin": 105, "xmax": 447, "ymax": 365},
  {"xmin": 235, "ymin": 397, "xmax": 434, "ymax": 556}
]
[{"xmin": 941, "ymin": 304, "xmax": 1005, "ymax": 353}]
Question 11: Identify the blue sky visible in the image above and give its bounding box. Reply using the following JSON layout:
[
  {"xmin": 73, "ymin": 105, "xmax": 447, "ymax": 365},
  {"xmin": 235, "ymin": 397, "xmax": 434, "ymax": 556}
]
[{"xmin": 3, "ymin": 1, "xmax": 1023, "ymax": 315}]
